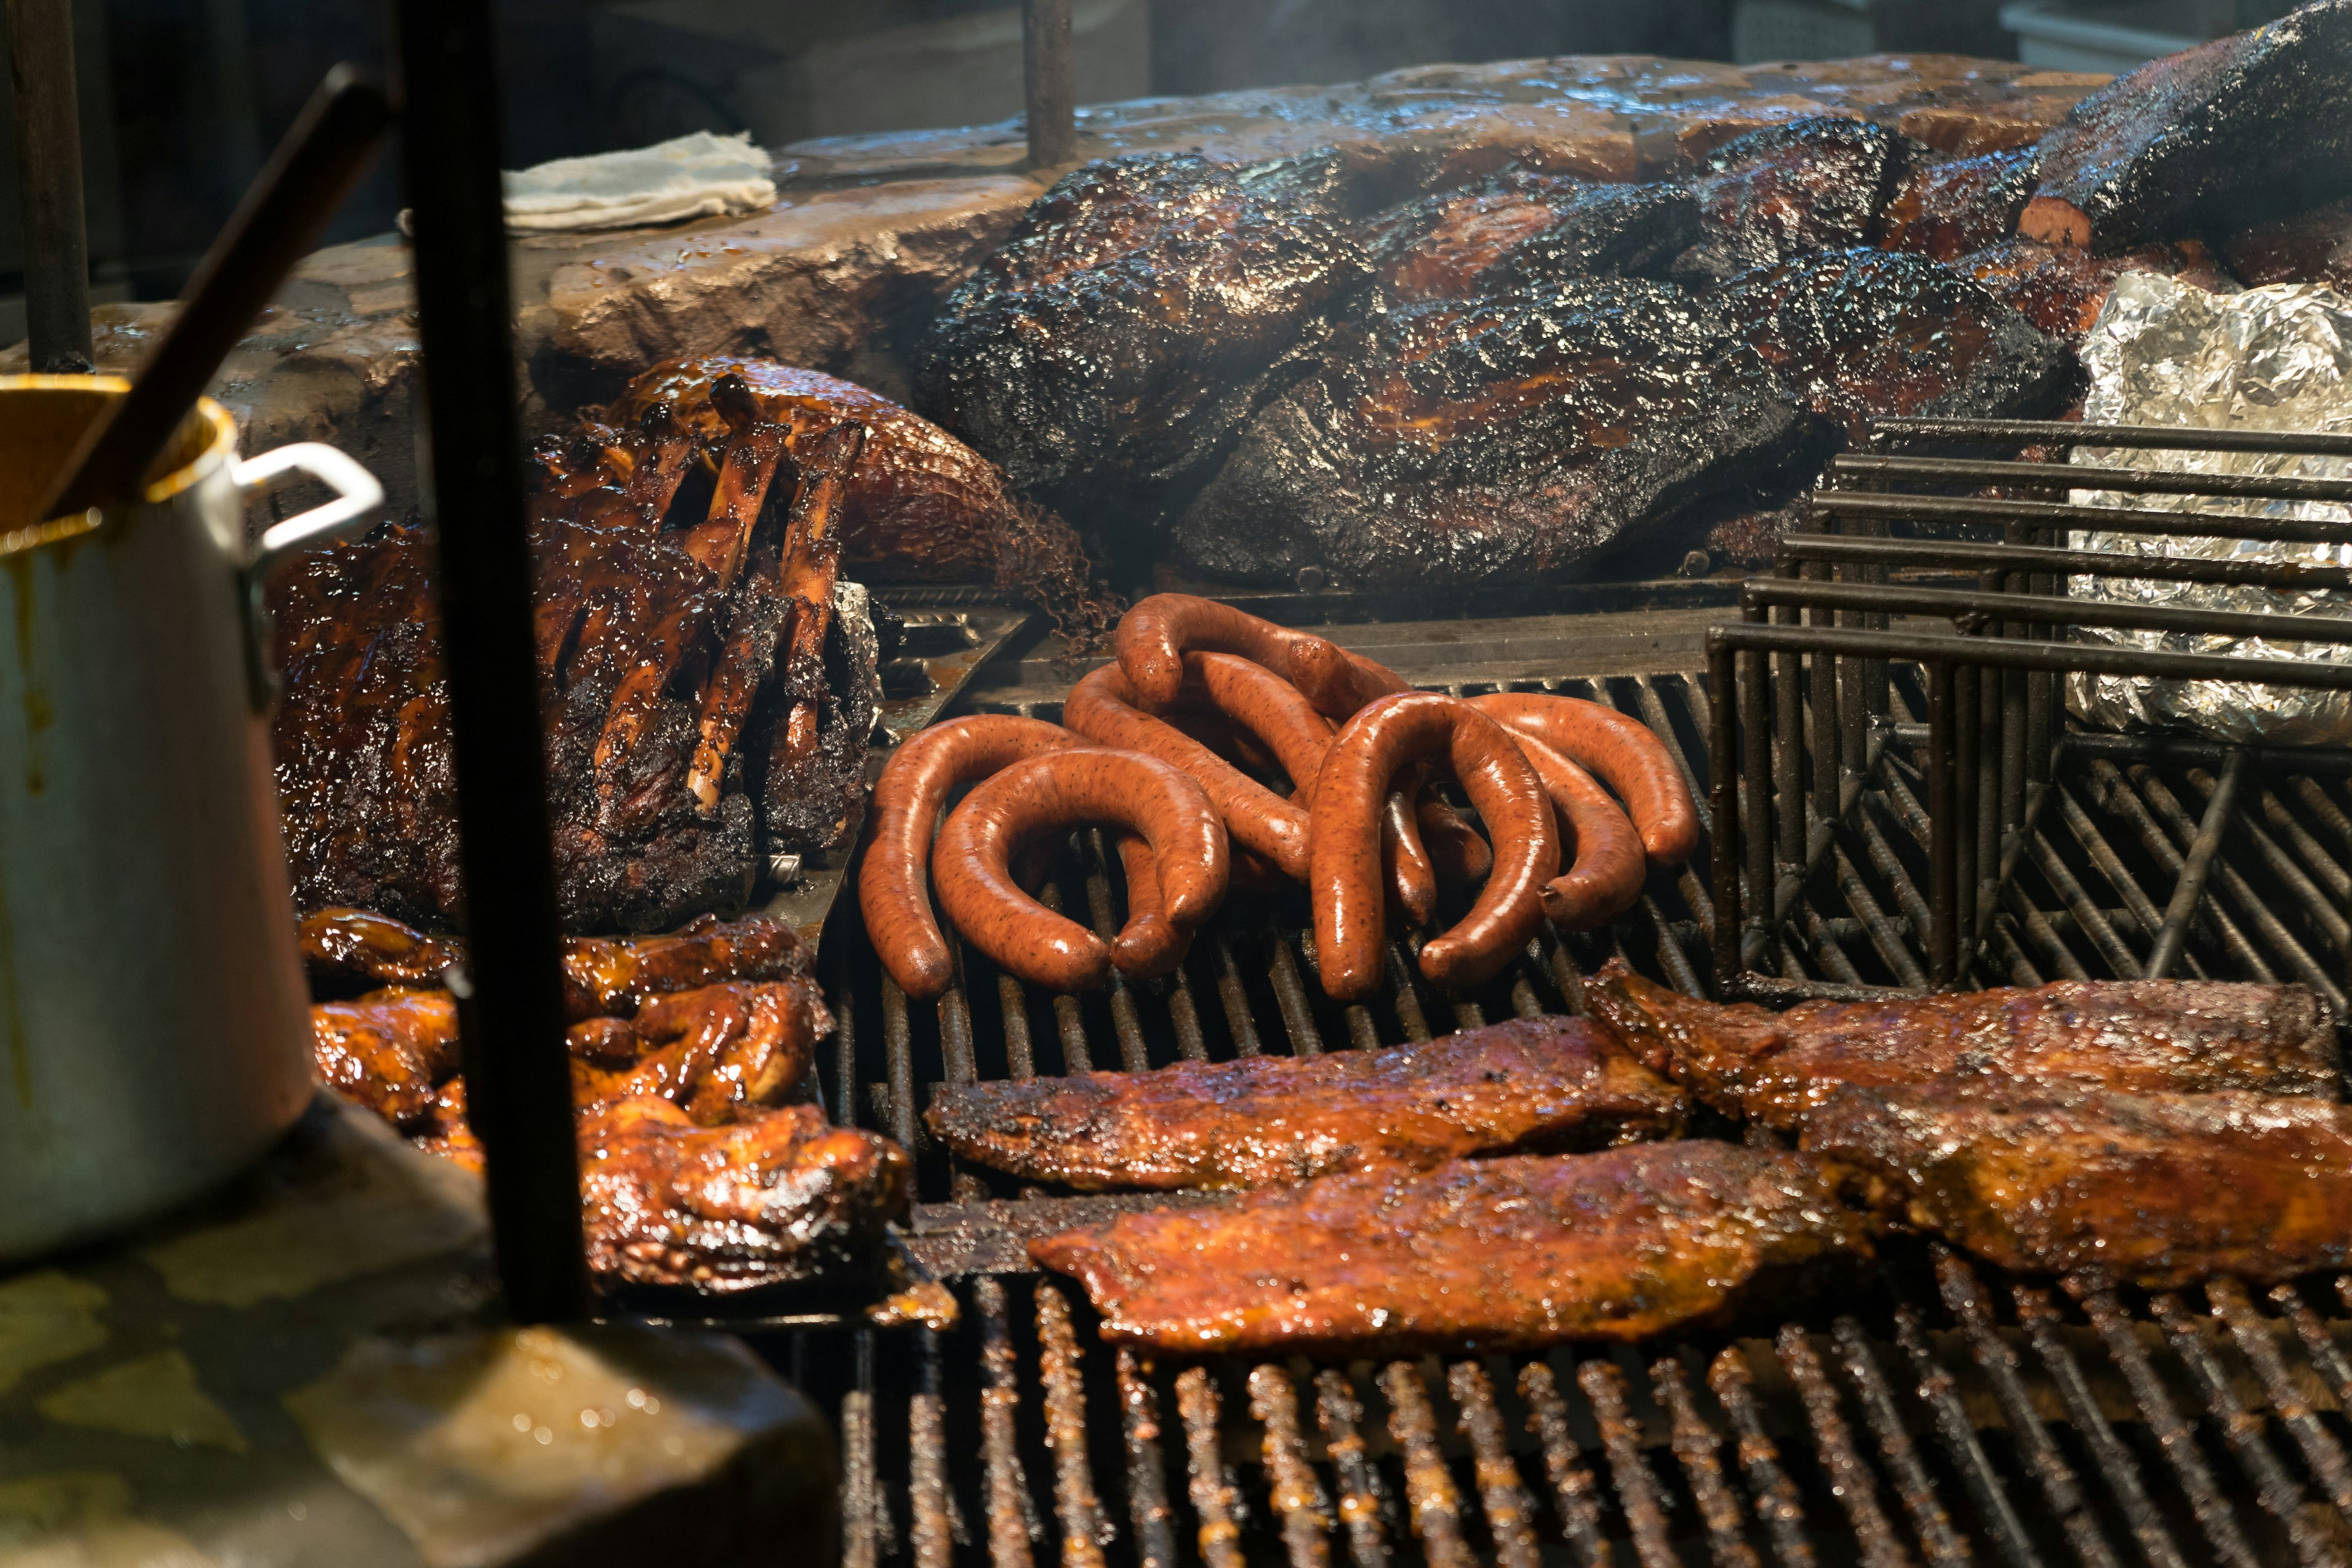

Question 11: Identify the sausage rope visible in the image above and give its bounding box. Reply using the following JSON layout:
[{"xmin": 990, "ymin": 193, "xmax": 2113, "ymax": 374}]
[{"xmin": 1468, "ymin": 692, "xmax": 1699, "ymax": 867}]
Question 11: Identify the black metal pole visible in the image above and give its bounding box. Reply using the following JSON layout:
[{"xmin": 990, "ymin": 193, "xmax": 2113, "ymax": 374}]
[
  {"xmin": 386, "ymin": 0, "xmax": 588, "ymax": 1322},
  {"xmin": 1022, "ymin": 0, "xmax": 1076, "ymax": 168},
  {"xmin": 1707, "ymin": 636, "xmax": 1741, "ymax": 994},
  {"xmin": 5, "ymin": 0, "xmax": 93, "ymax": 371}
]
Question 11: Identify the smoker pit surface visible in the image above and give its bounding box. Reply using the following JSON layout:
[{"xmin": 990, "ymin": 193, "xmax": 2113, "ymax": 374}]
[{"xmin": 785, "ymin": 567, "xmax": 2352, "ymax": 1568}]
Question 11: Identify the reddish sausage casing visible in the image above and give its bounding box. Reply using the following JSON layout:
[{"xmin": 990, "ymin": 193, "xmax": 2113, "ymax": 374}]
[
  {"xmin": 1468, "ymin": 693, "xmax": 1698, "ymax": 867},
  {"xmin": 1513, "ymin": 734, "xmax": 1646, "ymax": 931},
  {"xmin": 935, "ymin": 749, "xmax": 1228, "ymax": 993},
  {"xmin": 859, "ymin": 714, "xmax": 1080, "ymax": 999},
  {"xmin": 1309, "ymin": 693, "xmax": 1558, "ymax": 1000}
]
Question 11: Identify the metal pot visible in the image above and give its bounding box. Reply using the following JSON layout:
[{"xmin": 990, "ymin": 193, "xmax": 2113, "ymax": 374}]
[{"xmin": 0, "ymin": 374, "xmax": 383, "ymax": 1261}]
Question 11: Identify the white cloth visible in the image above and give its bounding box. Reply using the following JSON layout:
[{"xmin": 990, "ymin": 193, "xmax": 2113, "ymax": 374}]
[{"xmin": 499, "ymin": 131, "xmax": 777, "ymax": 233}]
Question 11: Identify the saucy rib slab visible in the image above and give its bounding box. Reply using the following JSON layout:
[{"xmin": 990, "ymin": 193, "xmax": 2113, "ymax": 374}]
[
  {"xmin": 926, "ymin": 1015, "xmax": 1686, "ymax": 1191},
  {"xmin": 1804, "ymin": 1085, "xmax": 2352, "ymax": 1289},
  {"xmin": 1587, "ymin": 958, "xmax": 2339, "ymax": 1130},
  {"xmin": 1030, "ymin": 1142, "xmax": 1874, "ymax": 1356}
]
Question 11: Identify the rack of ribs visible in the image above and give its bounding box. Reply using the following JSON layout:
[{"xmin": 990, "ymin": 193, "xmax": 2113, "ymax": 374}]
[
  {"xmin": 1170, "ymin": 276, "xmax": 1807, "ymax": 587},
  {"xmin": 1803, "ymin": 1084, "xmax": 2352, "ymax": 1289},
  {"xmin": 1030, "ymin": 1141, "xmax": 1876, "ymax": 1356},
  {"xmin": 2022, "ymin": 0, "xmax": 2352, "ymax": 251},
  {"xmin": 925, "ymin": 1015, "xmax": 1686, "ymax": 1192},
  {"xmin": 1585, "ymin": 957, "xmax": 2340, "ymax": 1131},
  {"xmin": 271, "ymin": 370, "xmax": 883, "ymax": 933}
]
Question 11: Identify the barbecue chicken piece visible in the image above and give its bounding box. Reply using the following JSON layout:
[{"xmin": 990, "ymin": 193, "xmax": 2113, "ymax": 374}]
[
  {"xmin": 301, "ymin": 910, "xmax": 810, "ymax": 1020},
  {"xmin": 1676, "ymin": 118, "xmax": 1921, "ymax": 282},
  {"xmin": 911, "ymin": 154, "xmax": 1373, "ymax": 521},
  {"xmin": 580, "ymin": 1098, "xmax": 910, "ymax": 1291},
  {"xmin": 1360, "ymin": 171, "xmax": 1699, "ymax": 300},
  {"xmin": 1714, "ymin": 249, "xmax": 2068, "ymax": 442},
  {"xmin": 311, "ymin": 974, "xmax": 825, "ymax": 1128},
  {"xmin": 1171, "ymin": 277, "xmax": 1806, "ymax": 588},
  {"xmin": 1803, "ymin": 1084, "xmax": 2352, "ymax": 1289},
  {"xmin": 2225, "ymin": 196, "xmax": 2352, "ymax": 288},
  {"xmin": 2021, "ymin": 1, "xmax": 2352, "ymax": 252},
  {"xmin": 311, "ymin": 988, "xmax": 460, "ymax": 1126},
  {"xmin": 1877, "ymin": 148, "xmax": 2040, "ymax": 262},
  {"xmin": 271, "ymin": 405, "xmax": 877, "ymax": 932},
  {"xmin": 925, "ymin": 1016, "xmax": 1686, "ymax": 1192},
  {"xmin": 1031, "ymin": 1142, "xmax": 1875, "ymax": 1356},
  {"xmin": 1952, "ymin": 236, "xmax": 2236, "ymax": 341},
  {"xmin": 1587, "ymin": 958, "xmax": 2340, "ymax": 1133}
]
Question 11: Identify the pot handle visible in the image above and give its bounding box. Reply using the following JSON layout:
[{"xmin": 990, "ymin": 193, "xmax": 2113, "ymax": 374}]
[
  {"xmin": 237, "ymin": 442, "xmax": 385, "ymax": 571},
  {"xmin": 233, "ymin": 442, "xmax": 385, "ymax": 713}
]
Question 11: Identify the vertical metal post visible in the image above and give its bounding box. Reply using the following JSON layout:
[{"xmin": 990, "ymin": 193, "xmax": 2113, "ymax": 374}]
[
  {"xmin": 1927, "ymin": 660, "xmax": 1958, "ymax": 988},
  {"xmin": 6, "ymin": 0, "xmax": 93, "ymax": 371},
  {"xmin": 1022, "ymin": 0, "xmax": 1076, "ymax": 169},
  {"xmin": 1708, "ymin": 637, "xmax": 1741, "ymax": 993},
  {"xmin": 1770, "ymin": 589, "xmax": 1804, "ymax": 876},
  {"xmin": 388, "ymin": 0, "xmax": 589, "ymax": 1322},
  {"xmin": 1739, "ymin": 643, "xmax": 1773, "ymax": 972},
  {"xmin": 1953, "ymin": 663, "xmax": 1978, "ymax": 979}
]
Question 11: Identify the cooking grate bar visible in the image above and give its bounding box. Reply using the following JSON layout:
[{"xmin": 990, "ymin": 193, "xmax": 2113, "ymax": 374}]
[
  {"xmin": 1705, "ymin": 1348, "xmax": 1817, "ymax": 1568},
  {"xmin": 2209, "ymin": 1280, "xmax": 2352, "ymax": 1528},
  {"xmin": 1776, "ymin": 1325, "xmax": 1917, "ymax": 1568},
  {"xmin": 1381, "ymin": 1362, "xmax": 1476, "ymax": 1568},
  {"xmin": 1651, "ymin": 1356, "xmax": 1760, "ymax": 1568},
  {"xmin": 1249, "ymin": 1366, "xmax": 1335, "ymax": 1568},
  {"xmin": 1117, "ymin": 1349, "xmax": 1179, "ymax": 1568},
  {"xmin": 1891, "ymin": 1300, "xmax": 2051, "ymax": 1568},
  {"xmin": 976, "ymin": 1278, "xmax": 1041, "ymax": 1568},
  {"xmin": 1315, "ymin": 1368, "xmax": 1396, "ymax": 1568},
  {"xmin": 1517, "ymin": 1362, "xmax": 1613, "ymax": 1568},
  {"xmin": 1176, "ymin": 1368, "xmax": 1247, "ymax": 1568},
  {"xmin": 1447, "ymin": 1364, "xmax": 1539, "ymax": 1568},
  {"xmin": 1577, "ymin": 1359, "xmax": 1679, "ymax": 1568}
]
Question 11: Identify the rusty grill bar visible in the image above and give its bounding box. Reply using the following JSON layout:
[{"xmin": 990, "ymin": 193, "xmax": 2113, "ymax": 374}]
[{"xmin": 791, "ymin": 415, "xmax": 2352, "ymax": 1566}]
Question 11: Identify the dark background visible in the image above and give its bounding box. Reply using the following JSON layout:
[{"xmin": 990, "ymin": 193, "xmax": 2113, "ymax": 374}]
[{"xmin": 0, "ymin": 0, "xmax": 2276, "ymax": 333}]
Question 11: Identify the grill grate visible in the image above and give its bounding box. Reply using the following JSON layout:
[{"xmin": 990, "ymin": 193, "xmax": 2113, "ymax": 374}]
[{"xmin": 786, "ymin": 653, "xmax": 2352, "ymax": 1567}]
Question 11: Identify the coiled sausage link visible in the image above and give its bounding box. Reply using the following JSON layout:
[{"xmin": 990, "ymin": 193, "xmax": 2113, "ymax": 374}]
[
  {"xmin": 1064, "ymin": 663, "xmax": 1311, "ymax": 879},
  {"xmin": 936, "ymin": 750, "xmax": 1228, "ymax": 993},
  {"xmin": 1115, "ymin": 594, "xmax": 1368, "ymax": 718},
  {"xmin": 859, "ymin": 714, "xmax": 1080, "ymax": 1000},
  {"xmin": 1308, "ymin": 693, "xmax": 1559, "ymax": 1000},
  {"xmin": 1175, "ymin": 651, "xmax": 1438, "ymax": 922},
  {"xmin": 1112, "ymin": 832, "xmax": 1188, "ymax": 979},
  {"xmin": 1468, "ymin": 692, "xmax": 1700, "ymax": 868},
  {"xmin": 1512, "ymin": 734, "xmax": 1647, "ymax": 931}
]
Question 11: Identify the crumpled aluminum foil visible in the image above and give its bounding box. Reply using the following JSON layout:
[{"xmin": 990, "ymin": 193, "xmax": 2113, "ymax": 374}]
[{"xmin": 2066, "ymin": 273, "xmax": 2352, "ymax": 746}]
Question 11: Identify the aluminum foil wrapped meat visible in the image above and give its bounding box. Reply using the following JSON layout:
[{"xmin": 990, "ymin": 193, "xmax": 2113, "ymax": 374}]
[{"xmin": 2067, "ymin": 273, "xmax": 2352, "ymax": 745}]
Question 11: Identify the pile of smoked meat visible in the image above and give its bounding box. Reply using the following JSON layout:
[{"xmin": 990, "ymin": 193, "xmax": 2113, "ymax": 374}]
[{"xmin": 856, "ymin": 593, "xmax": 1698, "ymax": 1005}]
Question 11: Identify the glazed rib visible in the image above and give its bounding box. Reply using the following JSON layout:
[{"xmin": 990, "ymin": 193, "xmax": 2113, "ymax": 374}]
[
  {"xmin": 1586, "ymin": 957, "xmax": 2339, "ymax": 1131},
  {"xmin": 1030, "ymin": 1142, "xmax": 1874, "ymax": 1356},
  {"xmin": 1803, "ymin": 1084, "xmax": 2352, "ymax": 1289},
  {"xmin": 925, "ymin": 1015, "xmax": 1686, "ymax": 1191}
]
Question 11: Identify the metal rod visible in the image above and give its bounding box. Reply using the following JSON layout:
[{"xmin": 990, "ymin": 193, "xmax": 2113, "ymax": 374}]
[
  {"xmin": 1747, "ymin": 576, "xmax": 2352, "ymax": 651},
  {"xmin": 390, "ymin": 0, "xmax": 587, "ymax": 1324},
  {"xmin": 1175, "ymin": 1368, "xmax": 1246, "ymax": 1568},
  {"xmin": 2145, "ymin": 749, "xmax": 2247, "ymax": 979},
  {"xmin": 1652, "ymin": 1357, "xmax": 1762, "ymax": 1568},
  {"xmin": 1578, "ymin": 1359, "xmax": 1679, "ymax": 1568},
  {"xmin": 1890, "ymin": 1302, "xmax": 2048, "ymax": 1568},
  {"xmin": 1780, "ymin": 533, "xmax": 2352, "ymax": 594},
  {"xmin": 910, "ymin": 1332, "xmax": 956, "ymax": 1568},
  {"xmin": 1709, "ymin": 639, "xmax": 1741, "ymax": 990},
  {"xmin": 1717, "ymin": 620, "xmax": 2352, "ymax": 692},
  {"xmin": 1872, "ymin": 415, "xmax": 2352, "ymax": 454},
  {"xmin": 2012, "ymin": 1284, "xmax": 2190, "ymax": 1568},
  {"xmin": 1251, "ymin": 1366, "xmax": 1335, "ymax": 1568},
  {"xmin": 1706, "ymin": 1349, "xmax": 1817, "ymax": 1568},
  {"xmin": 1518, "ymin": 1363, "xmax": 1613, "ymax": 1568},
  {"xmin": 1021, "ymin": 0, "xmax": 1076, "ymax": 168},
  {"xmin": 978, "ymin": 1279, "xmax": 1041, "ymax": 1568},
  {"xmin": 1831, "ymin": 450, "xmax": 2352, "ymax": 503},
  {"xmin": 1830, "ymin": 1317, "xmax": 1972, "ymax": 1568},
  {"xmin": 6, "ymin": 0, "xmax": 91, "ymax": 371},
  {"xmin": 1037, "ymin": 1282, "xmax": 1112, "ymax": 1568},
  {"xmin": 1811, "ymin": 487, "xmax": 2352, "ymax": 545},
  {"xmin": 1118, "ymin": 1351, "xmax": 1175, "ymax": 1568},
  {"xmin": 1774, "ymin": 1329, "xmax": 1912, "ymax": 1568},
  {"xmin": 2208, "ymin": 1280, "xmax": 2352, "ymax": 1528},
  {"xmin": 1450, "ymin": 1363, "xmax": 1539, "ymax": 1568},
  {"xmin": 1927, "ymin": 662, "xmax": 1958, "ymax": 987},
  {"xmin": 1317, "ymin": 1370, "xmax": 1395, "ymax": 1568},
  {"xmin": 1381, "ymin": 1363, "xmax": 1474, "ymax": 1568}
]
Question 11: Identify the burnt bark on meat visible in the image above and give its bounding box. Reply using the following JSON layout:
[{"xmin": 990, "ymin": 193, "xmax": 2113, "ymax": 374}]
[
  {"xmin": 1030, "ymin": 1142, "xmax": 1877, "ymax": 1356},
  {"xmin": 925, "ymin": 1015, "xmax": 1686, "ymax": 1191},
  {"xmin": 2022, "ymin": 1, "xmax": 2352, "ymax": 251},
  {"xmin": 1714, "ymin": 249, "xmax": 2068, "ymax": 442},
  {"xmin": 1802, "ymin": 1084, "xmax": 2352, "ymax": 1289},
  {"xmin": 1676, "ymin": 117, "xmax": 1923, "ymax": 282},
  {"xmin": 1877, "ymin": 147, "xmax": 2040, "ymax": 261},
  {"xmin": 1587, "ymin": 956, "xmax": 2340, "ymax": 1132},
  {"xmin": 911, "ymin": 154, "xmax": 1373, "ymax": 523},
  {"xmin": 1952, "ymin": 236, "xmax": 2235, "ymax": 340},
  {"xmin": 1171, "ymin": 277, "xmax": 1806, "ymax": 587},
  {"xmin": 2225, "ymin": 195, "xmax": 2352, "ymax": 288},
  {"xmin": 1361, "ymin": 171, "xmax": 1699, "ymax": 300}
]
